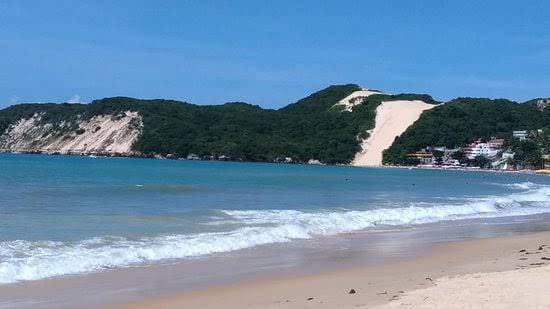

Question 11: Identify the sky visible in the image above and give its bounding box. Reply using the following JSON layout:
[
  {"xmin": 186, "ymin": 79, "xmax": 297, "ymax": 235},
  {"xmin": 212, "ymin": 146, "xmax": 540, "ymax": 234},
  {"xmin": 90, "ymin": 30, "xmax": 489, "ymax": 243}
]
[{"xmin": 1, "ymin": 1, "xmax": 549, "ymax": 109}]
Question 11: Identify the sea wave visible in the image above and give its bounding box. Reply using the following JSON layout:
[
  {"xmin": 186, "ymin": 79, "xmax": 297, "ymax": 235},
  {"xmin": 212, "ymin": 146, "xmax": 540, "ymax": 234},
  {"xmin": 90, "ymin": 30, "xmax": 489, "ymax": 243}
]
[
  {"xmin": 491, "ymin": 181, "xmax": 539, "ymax": 190},
  {"xmin": 1, "ymin": 182, "xmax": 549, "ymax": 284}
]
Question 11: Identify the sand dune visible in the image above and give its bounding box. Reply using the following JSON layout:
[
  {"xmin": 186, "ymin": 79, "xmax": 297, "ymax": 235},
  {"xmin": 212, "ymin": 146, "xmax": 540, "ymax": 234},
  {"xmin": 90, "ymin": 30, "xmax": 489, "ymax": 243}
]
[{"xmin": 352, "ymin": 100, "xmax": 435, "ymax": 166}]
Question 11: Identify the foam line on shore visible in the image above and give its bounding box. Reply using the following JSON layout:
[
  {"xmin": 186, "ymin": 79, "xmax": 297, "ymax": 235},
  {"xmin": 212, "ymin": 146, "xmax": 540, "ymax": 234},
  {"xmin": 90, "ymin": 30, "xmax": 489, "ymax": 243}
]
[{"xmin": 0, "ymin": 183, "xmax": 549, "ymax": 284}]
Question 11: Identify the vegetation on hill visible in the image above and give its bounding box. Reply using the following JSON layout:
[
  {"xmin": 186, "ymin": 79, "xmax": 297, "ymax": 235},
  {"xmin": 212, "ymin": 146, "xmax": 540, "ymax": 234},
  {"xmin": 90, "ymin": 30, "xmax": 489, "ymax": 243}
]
[
  {"xmin": 1, "ymin": 85, "xmax": 436, "ymax": 164},
  {"xmin": 6, "ymin": 89, "xmax": 548, "ymax": 168},
  {"xmin": 383, "ymin": 98, "xmax": 550, "ymax": 165},
  {"xmin": 505, "ymin": 129, "xmax": 550, "ymax": 168}
]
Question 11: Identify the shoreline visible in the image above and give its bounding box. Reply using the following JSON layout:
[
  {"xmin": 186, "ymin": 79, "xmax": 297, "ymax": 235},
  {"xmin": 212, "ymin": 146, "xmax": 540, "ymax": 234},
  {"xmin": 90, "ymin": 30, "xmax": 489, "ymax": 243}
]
[
  {"xmin": 1, "ymin": 153, "xmax": 550, "ymax": 307},
  {"xmin": 1, "ymin": 151, "xmax": 546, "ymax": 176},
  {"xmin": 2, "ymin": 216, "xmax": 550, "ymax": 308},
  {"xmin": 119, "ymin": 231, "xmax": 550, "ymax": 308},
  {"xmin": 377, "ymin": 164, "xmax": 545, "ymax": 175}
]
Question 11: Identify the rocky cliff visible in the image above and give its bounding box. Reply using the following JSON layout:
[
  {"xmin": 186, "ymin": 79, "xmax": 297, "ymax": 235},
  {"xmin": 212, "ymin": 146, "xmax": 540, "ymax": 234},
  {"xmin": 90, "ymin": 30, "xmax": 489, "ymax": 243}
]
[{"xmin": 0, "ymin": 111, "xmax": 142, "ymax": 155}]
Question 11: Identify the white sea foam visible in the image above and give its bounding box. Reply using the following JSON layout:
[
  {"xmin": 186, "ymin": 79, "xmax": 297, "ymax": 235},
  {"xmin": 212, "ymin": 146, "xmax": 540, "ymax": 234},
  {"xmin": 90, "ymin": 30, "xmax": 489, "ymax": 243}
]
[
  {"xmin": 508, "ymin": 182, "xmax": 537, "ymax": 189},
  {"xmin": 1, "ymin": 183, "xmax": 549, "ymax": 284},
  {"xmin": 492, "ymin": 181, "xmax": 539, "ymax": 190}
]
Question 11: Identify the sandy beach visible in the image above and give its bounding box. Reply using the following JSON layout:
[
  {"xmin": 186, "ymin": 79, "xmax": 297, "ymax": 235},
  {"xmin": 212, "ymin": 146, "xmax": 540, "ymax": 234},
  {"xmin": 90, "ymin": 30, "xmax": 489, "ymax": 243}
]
[
  {"xmin": 2, "ymin": 216, "xmax": 550, "ymax": 308},
  {"xmin": 117, "ymin": 231, "xmax": 550, "ymax": 309},
  {"xmin": 2, "ymin": 155, "xmax": 549, "ymax": 309},
  {"xmin": 3, "ymin": 2, "xmax": 550, "ymax": 309}
]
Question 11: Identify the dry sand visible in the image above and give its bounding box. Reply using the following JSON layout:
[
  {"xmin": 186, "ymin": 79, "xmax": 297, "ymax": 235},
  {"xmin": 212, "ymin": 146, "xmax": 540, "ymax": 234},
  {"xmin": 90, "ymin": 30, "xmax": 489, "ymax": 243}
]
[
  {"xmin": 381, "ymin": 265, "xmax": 550, "ymax": 309},
  {"xmin": 353, "ymin": 100, "xmax": 435, "ymax": 166},
  {"xmin": 119, "ymin": 231, "xmax": 550, "ymax": 309}
]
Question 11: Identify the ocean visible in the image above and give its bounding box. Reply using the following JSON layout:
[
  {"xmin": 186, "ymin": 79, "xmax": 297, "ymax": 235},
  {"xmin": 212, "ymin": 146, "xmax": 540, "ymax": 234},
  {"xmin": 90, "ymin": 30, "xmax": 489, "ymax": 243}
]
[{"xmin": 1, "ymin": 153, "xmax": 550, "ymax": 285}]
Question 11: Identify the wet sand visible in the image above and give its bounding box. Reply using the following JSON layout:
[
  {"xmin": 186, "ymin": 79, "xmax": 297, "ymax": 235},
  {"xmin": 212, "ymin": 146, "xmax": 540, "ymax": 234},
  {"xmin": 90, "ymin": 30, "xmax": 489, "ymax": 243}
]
[
  {"xmin": 121, "ymin": 231, "xmax": 550, "ymax": 308},
  {"xmin": 2, "ymin": 217, "xmax": 550, "ymax": 308}
]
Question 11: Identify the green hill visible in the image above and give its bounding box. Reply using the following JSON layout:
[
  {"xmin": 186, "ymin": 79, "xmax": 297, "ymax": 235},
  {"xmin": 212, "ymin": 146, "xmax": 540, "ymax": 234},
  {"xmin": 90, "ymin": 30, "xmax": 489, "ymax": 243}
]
[
  {"xmin": 2, "ymin": 84, "xmax": 437, "ymax": 164},
  {"xmin": 4, "ymin": 87, "xmax": 548, "ymax": 166}
]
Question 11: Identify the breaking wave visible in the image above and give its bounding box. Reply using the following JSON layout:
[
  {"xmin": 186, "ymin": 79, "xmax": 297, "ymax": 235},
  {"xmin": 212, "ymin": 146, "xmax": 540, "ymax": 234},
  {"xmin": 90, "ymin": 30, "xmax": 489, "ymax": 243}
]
[
  {"xmin": 492, "ymin": 181, "xmax": 539, "ymax": 190},
  {"xmin": 1, "ymin": 182, "xmax": 549, "ymax": 284}
]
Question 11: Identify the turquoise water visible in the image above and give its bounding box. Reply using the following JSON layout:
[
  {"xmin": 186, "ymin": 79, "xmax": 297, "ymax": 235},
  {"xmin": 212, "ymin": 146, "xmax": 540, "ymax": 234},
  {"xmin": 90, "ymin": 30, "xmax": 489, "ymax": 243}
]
[{"xmin": 1, "ymin": 153, "xmax": 550, "ymax": 283}]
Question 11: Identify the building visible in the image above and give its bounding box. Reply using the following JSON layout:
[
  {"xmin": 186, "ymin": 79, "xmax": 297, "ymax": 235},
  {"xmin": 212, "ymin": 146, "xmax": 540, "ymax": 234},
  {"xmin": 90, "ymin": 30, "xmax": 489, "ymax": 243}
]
[
  {"xmin": 408, "ymin": 149, "xmax": 434, "ymax": 165},
  {"xmin": 487, "ymin": 138, "xmax": 504, "ymax": 149},
  {"xmin": 463, "ymin": 140, "xmax": 499, "ymax": 160},
  {"xmin": 186, "ymin": 153, "xmax": 200, "ymax": 160},
  {"xmin": 502, "ymin": 150, "xmax": 515, "ymax": 161},
  {"xmin": 218, "ymin": 155, "xmax": 231, "ymax": 161},
  {"xmin": 441, "ymin": 159, "xmax": 461, "ymax": 168},
  {"xmin": 513, "ymin": 130, "xmax": 529, "ymax": 141}
]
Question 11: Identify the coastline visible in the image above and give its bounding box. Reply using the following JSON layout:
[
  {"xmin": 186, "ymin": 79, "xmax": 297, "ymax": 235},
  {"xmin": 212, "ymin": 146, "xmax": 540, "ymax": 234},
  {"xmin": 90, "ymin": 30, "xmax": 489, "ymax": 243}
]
[
  {"xmin": 2, "ymin": 4, "xmax": 550, "ymax": 309},
  {"xmin": 119, "ymin": 231, "xmax": 550, "ymax": 309},
  {"xmin": 377, "ymin": 164, "xmax": 544, "ymax": 175},
  {"xmin": 1, "ymin": 151, "xmax": 546, "ymax": 176},
  {"xmin": 3, "ymin": 215, "xmax": 550, "ymax": 308},
  {"xmin": 2, "ymin": 153, "xmax": 550, "ymax": 308}
]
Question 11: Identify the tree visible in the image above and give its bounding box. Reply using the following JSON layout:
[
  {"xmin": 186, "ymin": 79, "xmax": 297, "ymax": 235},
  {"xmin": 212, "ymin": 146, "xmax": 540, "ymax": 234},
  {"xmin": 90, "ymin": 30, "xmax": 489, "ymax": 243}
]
[
  {"xmin": 471, "ymin": 155, "xmax": 491, "ymax": 168},
  {"xmin": 432, "ymin": 150, "xmax": 444, "ymax": 164},
  {"xmin": 507, "ymin": 139, "xmax": 543, "ymax": 169},
  {"xmin": 451, "ymin": 150, "xmax": 465, "ymax": 162}
]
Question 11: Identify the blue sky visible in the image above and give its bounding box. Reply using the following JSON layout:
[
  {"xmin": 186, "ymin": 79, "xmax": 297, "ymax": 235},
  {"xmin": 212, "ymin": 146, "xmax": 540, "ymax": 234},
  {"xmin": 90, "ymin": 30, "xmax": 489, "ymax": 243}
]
[{"xmin": 1, "ymin": 1, "xmax": 549, "ymax": 108}]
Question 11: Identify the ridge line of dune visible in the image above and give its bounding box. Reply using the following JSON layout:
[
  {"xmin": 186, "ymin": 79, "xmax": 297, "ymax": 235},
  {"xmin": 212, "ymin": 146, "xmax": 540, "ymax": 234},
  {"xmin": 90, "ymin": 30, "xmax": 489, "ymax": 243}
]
[{"xmin": 334, "ymin": 89, "xmax": 383, "ymax": 111}]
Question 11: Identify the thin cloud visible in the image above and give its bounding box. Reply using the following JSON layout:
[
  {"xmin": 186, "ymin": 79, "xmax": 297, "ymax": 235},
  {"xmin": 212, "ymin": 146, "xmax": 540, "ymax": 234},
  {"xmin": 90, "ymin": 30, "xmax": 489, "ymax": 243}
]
[{"xmin": 66, "ymin": 94, "xmax": 83, "ymax": 103}]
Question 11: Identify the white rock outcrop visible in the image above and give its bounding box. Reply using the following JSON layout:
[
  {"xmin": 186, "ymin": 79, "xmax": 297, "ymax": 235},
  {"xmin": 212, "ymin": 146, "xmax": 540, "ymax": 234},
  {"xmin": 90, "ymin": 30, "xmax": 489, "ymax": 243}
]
[{"xmin": 0, "ymin": 111, "xmax": 142, "ymax": 155}]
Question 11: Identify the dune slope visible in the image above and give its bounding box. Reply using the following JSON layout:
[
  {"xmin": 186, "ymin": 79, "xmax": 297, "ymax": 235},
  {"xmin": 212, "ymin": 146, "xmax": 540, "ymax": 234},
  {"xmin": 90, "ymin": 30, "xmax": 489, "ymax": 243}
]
[{"xmin": 352, "ymin": 100, "xmax": 435, "ymax": 166}]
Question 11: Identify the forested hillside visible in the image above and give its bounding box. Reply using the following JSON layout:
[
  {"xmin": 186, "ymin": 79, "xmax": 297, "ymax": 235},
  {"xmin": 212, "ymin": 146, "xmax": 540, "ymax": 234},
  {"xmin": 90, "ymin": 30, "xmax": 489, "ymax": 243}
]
[
  {"xmin": 383, "ymin": 98, "xmax": 550, "ymax": 165},
  {"xmin": 0, "ymin": 85, "xmax": 437, "ymax": 164},
  {"xmin": 4, "ymin": 88, "xmax": 548, "ymax": 166}
]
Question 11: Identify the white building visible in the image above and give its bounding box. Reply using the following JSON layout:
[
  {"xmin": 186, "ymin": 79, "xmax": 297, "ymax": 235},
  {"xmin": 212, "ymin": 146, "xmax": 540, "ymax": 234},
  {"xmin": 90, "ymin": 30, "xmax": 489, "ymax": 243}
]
[
  {"xmin": 465, "ymin": 143, "xmax": 499, "ymax": 160},
  {"xmin": 502, "ymin": 150, "xmax": 515, "ymax": 161},
  {"xmin": 513, "ymin": 130, "xmax": 528, "ymax": 141}
]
